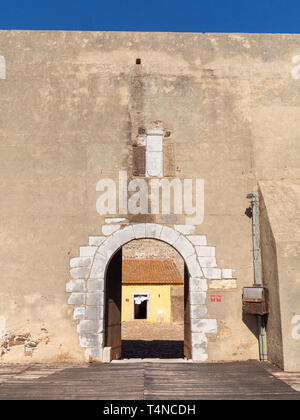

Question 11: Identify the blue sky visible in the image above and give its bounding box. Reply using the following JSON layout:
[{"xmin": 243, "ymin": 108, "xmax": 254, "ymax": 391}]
[{"xmin": 0, "ymin": 0, "xmax": 299, "ymax": 33}]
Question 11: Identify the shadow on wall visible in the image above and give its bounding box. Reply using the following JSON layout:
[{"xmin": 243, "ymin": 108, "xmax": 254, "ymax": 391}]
[{"xmin": 242, "ymin": 313, "xmax": 259, "ymax": 340}]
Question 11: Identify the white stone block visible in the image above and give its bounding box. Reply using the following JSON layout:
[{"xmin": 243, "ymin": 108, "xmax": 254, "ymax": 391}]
[
  {"xmin": 85, "ymin": 347, "xmax": 103, "ymax": 362},
  {"xmin": 70, "ymin": 266, "xmax": 90, "ymax": 279},
  {"xmin": 146, "ymin": 129, "xmax": 164, "ymax": 135},
  {"xmin": 85, "ymin": 305, "xmax": 104, "ymax": 320},
  {"xmin": 77, "ymin": 320, "xmax": 103, "ymax": 334},
  {"xmin": 145, "ymin": 223, "xmax": 163, "ymax": 239},
  {"xmin": 80, "ymin": 246, "xmax": 97, "ymax": 257},
  {"xmin": 79, "ymin": 333, "xmax": 103, "ymax": 348},
  {"xmin": 88, "ymin": 236, "xmax": 106, "ymax": 246},
  {"xmin": 146, "ymin": 135, "xmax": 163, "ymax": 151},
  {"xmin": 209, "ymin": 279, "xmax": 237, "ymax": 289},
  {"xmin": 160, "ymin": 225, "xmax": 180, "ymax": 245},
  {"xmin": 192, "ymin": 319, "xmax": 217, "ymax": 334},
  {"xmin": 185, "ymin": 254, "xmax": 202, "ymax": 278},
  {"xmin": 191, "ymin": 332, "xmax": 208, "ymax": 348},
  {"xmin": 189, "ymin": 291, "xmax": 207, "ymax": 305},
  {"xmin": 102, "ymin": 347, "xmax": 112, "ymax": 363},
  {"xmin": 187, "ymin": 235, "xmax": 207, "ymax": 246},
  {"xmin": 70, "ymin": 257, "xmax": 93, "ymax": 269},
  {"xmin": 146, "ymin": 151, "xmax": 163, "ymax": 177},
  {"xmin": 113, "ymin": 225, "xmax": 135, "ymax": 246},
  {"xmin": 222, "ymin": 269, "xmax": 233, "ymax": 279},
  {"xmin": 192, "ymin": 348, "xmax": 208, "ymax": 361},
  {"xmin": 190, "ymin": 277, "xmax": 207, "ymax": 292},
  {"xmin": 66, "ymin": 279, "xmax": 85, "ymax": 293},
  {"xmin": 132, "ymin": 223, "xmax": 146, "ymax": 239},
  {"xmin": 198, "ymin": 256, "xmax": 217, "ymax": 268},
  {"xmin": 174, "ymin": 225, "xmax": 195, "ymax": 234},
  {"xmin": 87, "ymin": 278, "xmax": 104, "ymax": 292},
  {"xmin": 97, "ymin": 236, "xmax": 120, "ymax": 260},
  {"xmin": 190, "ymin": 304, "xmax": 208, "ymax": 319},
  {"xmin": 89, "ymin": 254, "xmax": 108, "ymax": 278},
  {"xmin": 202, "ymin": 268, "xmax": 222, "ymax": 279},
  {"xmin": 102, "ymin": 224, "xmax": 121, "ymax": 236},
  {"xmin": 173, "ymin": 235, "xmax": 196, "ymax": 260},
  {"xmin": 73, "ymin": 306, "xmax": 85, "ymax": 320},
  {"xmin": 196, "ymin": 246, "xmax": 215, "ymax": 257},
  {"xmin": 67, "ymin": 293, "xmax": 85, "ymax": 305},
  {"xmin": 86, "ymin": 292, "xmax": 104, "ymax": 306},
  {"xmin": 104, "ymin": 218, "xmax": 127, "ymax": 224}
]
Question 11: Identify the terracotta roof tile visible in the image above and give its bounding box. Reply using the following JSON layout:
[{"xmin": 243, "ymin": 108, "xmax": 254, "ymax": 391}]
[{"xmin": 122, "ymin": 258, "xmax": 183, "ymax": 285}]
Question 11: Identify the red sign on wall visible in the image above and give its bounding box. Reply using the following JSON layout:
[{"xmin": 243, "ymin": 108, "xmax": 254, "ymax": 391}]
[{"xmin": 210, "ymin": 295, "xmax": 222, "ymax": 302}]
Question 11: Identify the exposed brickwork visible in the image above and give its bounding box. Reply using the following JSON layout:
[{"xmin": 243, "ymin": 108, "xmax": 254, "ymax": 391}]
[{"xmin": 122, "ymin": 258, "xmax": 184, "ymax": 284}]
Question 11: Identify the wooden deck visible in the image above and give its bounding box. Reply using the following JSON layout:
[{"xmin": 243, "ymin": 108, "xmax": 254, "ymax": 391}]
[{"xmin": 0, "ymin": 361, "xmax": 299, "ymax": 400}]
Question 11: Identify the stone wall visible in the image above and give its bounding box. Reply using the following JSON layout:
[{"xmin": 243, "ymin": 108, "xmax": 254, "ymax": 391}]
[{"xmin": 0, "ymin": 31, "xmax": 299, "ymax": 366}]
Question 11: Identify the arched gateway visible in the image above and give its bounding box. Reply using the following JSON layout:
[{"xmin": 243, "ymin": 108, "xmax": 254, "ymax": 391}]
[{"xmin": 67, "ymin": 223, "xmax": 232, "ymax": 362}]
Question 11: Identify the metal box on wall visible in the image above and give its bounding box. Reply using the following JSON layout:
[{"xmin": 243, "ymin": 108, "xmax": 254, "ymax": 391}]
[{"xmin": 242, "ymin": 286, "xmax": 269, "ymax": 315}]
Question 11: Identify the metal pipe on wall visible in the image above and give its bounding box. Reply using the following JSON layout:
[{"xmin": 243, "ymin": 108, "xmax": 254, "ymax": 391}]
[{"xmin": 246, "ymin": 193, "xmax": 268, "ymax": 361}]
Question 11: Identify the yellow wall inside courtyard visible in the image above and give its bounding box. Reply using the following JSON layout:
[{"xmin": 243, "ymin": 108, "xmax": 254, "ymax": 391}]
[{"xmin": 121, "ymin": 284, "xmax": 171, "ymax": 323}]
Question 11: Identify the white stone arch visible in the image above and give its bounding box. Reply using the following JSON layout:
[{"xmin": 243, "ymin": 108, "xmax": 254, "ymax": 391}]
[{"xmin": 67, "ymin": 223, "xmax": 234, "ymax": 362}]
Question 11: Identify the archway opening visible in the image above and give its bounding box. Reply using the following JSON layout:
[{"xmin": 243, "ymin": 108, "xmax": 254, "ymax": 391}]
[{"xmin": 104, "ymin": 238, "xmax": 190, "ymax": 360}]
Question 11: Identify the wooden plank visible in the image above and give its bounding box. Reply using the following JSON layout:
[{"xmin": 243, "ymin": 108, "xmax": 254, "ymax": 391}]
[{"xmin": 0, "ymin": 361, "xmax": 299, "ymax": 400}]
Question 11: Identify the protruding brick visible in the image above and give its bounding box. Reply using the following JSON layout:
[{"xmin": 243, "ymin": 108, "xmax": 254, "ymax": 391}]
[
  {"xmin": 196, "ymin": 246, "xmax": 215, "ymax": 257},
  {"xmin": 187, "ymin": 235, "xmax": 207, "ymax": 246},
  {"xmin": 102, "ymin": 224, "xmax": 121, "ymax": 236},
  {"xmin": 70, "ymin": 266, "xmax": 90, "ymax": 279},
  {"xmin": 79, "ymin": 333, "xmax": 103, "ymax": 348},
  {"xmin": 80, "ymin": 246, "xmax": 97, "ymax": 257},
  {"xmin": 174, "ymin": 224, "xmax": 195, "ymax": 234},
  {"xmin": 68, "ymin": 293, "xmax": 85, "ymax": 305},
  {"xmin": 86, "ymin": 292, "xmax": 104, "ymax": 306},
  {"xmin": 70, "ymin": 257, "xmax": 92, "ymax": 269},
  {"xmin": 85, "ymin": 347, "xmax": 103, "ymax": 362},
  {"xmin": 87, "ymin": 278, "xmax": 104, "ymax": 292},
  {"xmin": 190, "ymin": 304, "xmax": 208, "ymax": 319},
  {"xmin": 85, "ymin": 305, "xmax": 104, "ymax": 320},
  {"xmin": 202, "ymin": 268, "xmax": 222, "ymax": 279},
  {"xmin": 190, "ymin": 277, "xmax": 207, "ymax": 292},
  {"xmin": 88, "ymin": 236, "xmax": 106, "ymax": 246},
  {"xmin": 198, "ymin": 256, "xmax": 217, "ymax": 268},
  {"xmin": 73, "ymin": 306, "xmax": 85, "ymax": 320},
  {"xmin": 222, "ymin": 269, "xmax": 234, "ymax": 279},
  {"xmin": 66, "ymin": 279, "xmax": 85, "ymax": 293},
  {"xmin": 77, "ymin": 320, "xmax": 103, "ymax": 334},
  {"xmin": 189, "ymin": 291, "xmax": 207, "ymax": 305}
]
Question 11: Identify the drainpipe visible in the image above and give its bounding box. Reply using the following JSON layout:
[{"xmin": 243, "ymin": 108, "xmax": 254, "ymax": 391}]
[{"xmin": 246, "ymin": 193, "xmax": 268, "ymax": 361}]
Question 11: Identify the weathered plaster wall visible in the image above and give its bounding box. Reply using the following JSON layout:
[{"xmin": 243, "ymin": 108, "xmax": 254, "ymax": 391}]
[
  {"xmin": 259, "ymin": 180, "xmax": 300, "ymax": 371},
  {"xmin": 0, "ymin": 31, "xmax": 299, "ymax": 365}
]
